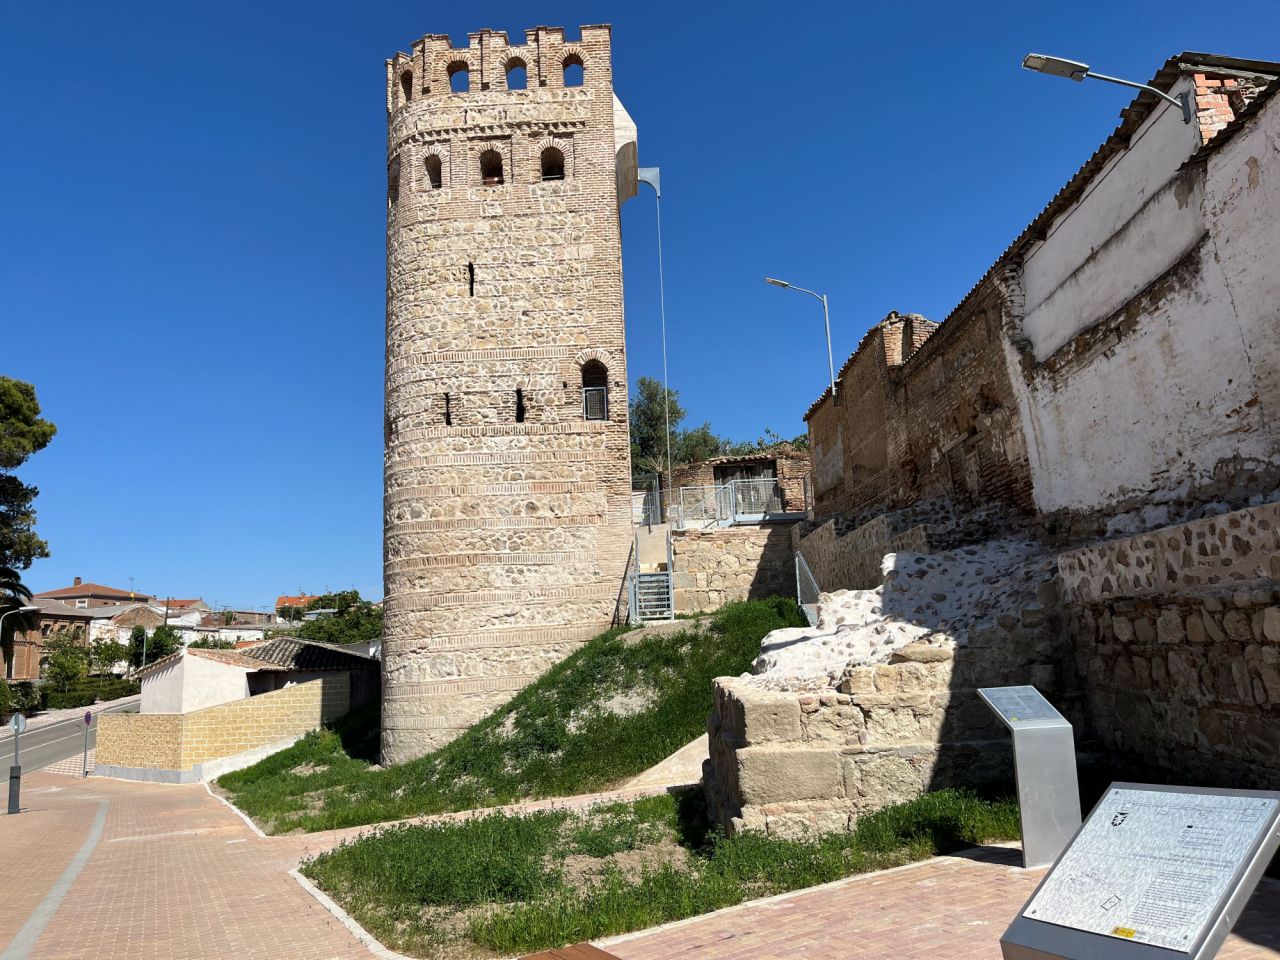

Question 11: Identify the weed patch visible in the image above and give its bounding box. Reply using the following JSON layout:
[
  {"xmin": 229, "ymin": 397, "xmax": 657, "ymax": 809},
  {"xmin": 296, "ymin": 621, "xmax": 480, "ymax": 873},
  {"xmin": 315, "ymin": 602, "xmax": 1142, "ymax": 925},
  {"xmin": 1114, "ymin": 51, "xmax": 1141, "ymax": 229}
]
[
  {"xmin": 302, "ymin": 788, "xmax": 1020, "ymax": 958},
  {"xmin": 218, "ymin": 598, "xmax": 805, "ymax": 833}
]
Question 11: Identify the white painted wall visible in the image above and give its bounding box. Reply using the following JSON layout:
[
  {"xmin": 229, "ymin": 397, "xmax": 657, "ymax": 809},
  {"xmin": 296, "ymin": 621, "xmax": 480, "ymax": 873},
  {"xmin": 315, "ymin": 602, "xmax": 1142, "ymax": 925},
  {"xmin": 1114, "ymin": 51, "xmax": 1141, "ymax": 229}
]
[
  {"xmin": 140, "ymin": 657, "xmax": 185, "ymax": 714},
  {"xmin": 139, "ymin": 653, "xmax": 251, "ymax": 714},
  {"xmin": 1006, "ymin": 81, "xmax": 1280, "ymax": 513},
  {"xmin": 180, "ymin": 655, "xmax": 251, "ymax": 713},
  {"xmin": 1020, "ymin": 79, "xmax": 1204, "ymax": 359}
]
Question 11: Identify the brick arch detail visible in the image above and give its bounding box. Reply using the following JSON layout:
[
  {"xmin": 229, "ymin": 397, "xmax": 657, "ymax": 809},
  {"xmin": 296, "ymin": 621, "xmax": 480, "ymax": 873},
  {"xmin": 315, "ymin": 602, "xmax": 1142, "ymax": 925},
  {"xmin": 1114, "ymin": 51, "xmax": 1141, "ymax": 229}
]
[{"xmin": 574, "ymin": 347, "xmax": 614, "ymax": 369}]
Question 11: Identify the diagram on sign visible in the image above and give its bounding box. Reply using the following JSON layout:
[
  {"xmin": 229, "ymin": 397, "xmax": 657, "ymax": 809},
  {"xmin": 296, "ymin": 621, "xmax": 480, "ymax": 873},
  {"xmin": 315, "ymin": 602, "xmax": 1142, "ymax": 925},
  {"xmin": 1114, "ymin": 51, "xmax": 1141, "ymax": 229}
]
[{"xmin": 1023, "ymin": 788, "xmax": 1278, "ymax": 951}]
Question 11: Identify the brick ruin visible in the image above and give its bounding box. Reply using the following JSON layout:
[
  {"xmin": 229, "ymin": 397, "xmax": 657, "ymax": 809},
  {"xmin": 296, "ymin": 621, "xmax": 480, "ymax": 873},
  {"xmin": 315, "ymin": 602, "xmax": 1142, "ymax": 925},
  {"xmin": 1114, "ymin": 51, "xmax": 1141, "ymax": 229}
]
[
  {"xmin": 381, "ymin": 26, "xmax": 638, "ymax": 761},
  {"xmin": 706, "ymin": 54, "xmax": 1280, "ymax": 836}
]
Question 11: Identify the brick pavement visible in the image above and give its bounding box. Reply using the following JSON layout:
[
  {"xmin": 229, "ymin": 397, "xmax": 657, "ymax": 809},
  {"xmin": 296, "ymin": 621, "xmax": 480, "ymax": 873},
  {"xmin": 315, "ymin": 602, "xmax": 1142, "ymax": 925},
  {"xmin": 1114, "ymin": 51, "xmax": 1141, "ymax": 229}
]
[
  {"xmin": 2, "ymin": 772, "xmax": 1278, "ymax": 960},
  {"xmin": 600, "ymin": 845, "xmax": 1280, "ymax": 960}
]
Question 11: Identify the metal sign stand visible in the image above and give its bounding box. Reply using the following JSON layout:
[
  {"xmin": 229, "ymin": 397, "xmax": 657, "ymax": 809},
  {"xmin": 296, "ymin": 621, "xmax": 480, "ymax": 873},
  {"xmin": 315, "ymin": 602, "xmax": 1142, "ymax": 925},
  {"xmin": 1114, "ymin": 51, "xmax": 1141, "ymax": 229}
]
[
  {"xmin": 1001, "ymin": 783, "xmax": 1280, "ymax": 960},
  {"xmin": 8, "ymin": 712, "xmax": 25, "ymax": 815},
  {"xmin": 979, "ymin": 685, "xmax": 1082, "ymax": 869}
]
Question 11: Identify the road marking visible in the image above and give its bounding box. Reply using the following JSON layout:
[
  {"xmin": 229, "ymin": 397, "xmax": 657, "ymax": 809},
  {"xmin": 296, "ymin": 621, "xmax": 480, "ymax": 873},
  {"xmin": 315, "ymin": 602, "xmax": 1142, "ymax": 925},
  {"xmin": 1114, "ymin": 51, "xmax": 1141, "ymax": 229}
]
[{"xmin": 0, "ymin": 799, "xmax": 108, "ymax": 960}]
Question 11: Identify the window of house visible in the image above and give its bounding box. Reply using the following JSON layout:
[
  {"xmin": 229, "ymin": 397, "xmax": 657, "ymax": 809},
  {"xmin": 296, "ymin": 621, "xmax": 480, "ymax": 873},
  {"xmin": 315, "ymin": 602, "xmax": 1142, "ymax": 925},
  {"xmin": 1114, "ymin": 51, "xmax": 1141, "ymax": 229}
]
[
  {"xmin": 581, "ymin": 360, "xmax": 608, "ymax": 420},
  {"xmin": 448, "ymin": 62, "xmax": 470, "ymax": 93},
  {"xmin": 75, "ymin": 599, "xmax": 88, "ymax": 609},
  {"xmin": 506, "ymin": 59, "xmax": 528, "ymax": 90},
  {"xmin": 479, "ymin": 150, "xmax": 504, "ymax": 186},
  {"xmin": 400, "ymin": 71, "xmax": 414, "ymax": 103},
  {"xmin": 444, "ymin": 393, "xmax": 452, "ymax": 426},
  {"xmin": 540, "ymin": 146, "xmax": 565, "ymax": 182},
  {"xmin": 563, "ymin": 54, "xmax": 584, "ymax": 87},
  {"xmin": 515, "ymin": 388, "xmax": 526, "ymax": 423},
  {"xmin": 424, "ymin": 154, "xmax": 443, "ymax": 190}
]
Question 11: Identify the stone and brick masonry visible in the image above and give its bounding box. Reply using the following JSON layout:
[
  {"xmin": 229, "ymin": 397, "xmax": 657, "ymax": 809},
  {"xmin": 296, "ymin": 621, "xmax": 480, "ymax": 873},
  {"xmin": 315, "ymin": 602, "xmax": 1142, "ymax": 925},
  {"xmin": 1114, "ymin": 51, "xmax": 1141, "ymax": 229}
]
[{"xmin": 381, "ymin": 26, "xmax": 639, "ymax": 761}]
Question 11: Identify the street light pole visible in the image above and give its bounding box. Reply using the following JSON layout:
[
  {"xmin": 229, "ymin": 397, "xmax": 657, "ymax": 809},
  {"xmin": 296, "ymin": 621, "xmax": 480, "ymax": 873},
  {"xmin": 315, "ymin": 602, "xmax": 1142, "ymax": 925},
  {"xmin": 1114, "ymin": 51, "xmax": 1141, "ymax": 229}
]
[
  {"xmin": 765, "ymin": 278, "xmax": 837, "ymax": 400},
  {"xmin": 1022, "ymin": 53, "xmax": 1194, "ymax": 123}
]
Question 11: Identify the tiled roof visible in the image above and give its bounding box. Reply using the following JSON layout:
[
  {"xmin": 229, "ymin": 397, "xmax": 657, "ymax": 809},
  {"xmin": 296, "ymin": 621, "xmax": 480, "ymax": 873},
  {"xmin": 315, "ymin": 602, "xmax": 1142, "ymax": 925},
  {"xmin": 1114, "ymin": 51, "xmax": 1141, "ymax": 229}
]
[
  {"xmin": 135, "ymin": 636, "xmax": 375, "ymax": 680},
  {"xmin": 36, "ymin": 582, "xmax": 152, "ymax": 601},
  {"xmin": 238, "ymin": 637, "xmax": 376, "ymax": 671},
  {"xmin": 275, "ymin": 595, "xmax": 319, "ymax": 609},
  {"xmin": 31, "ymin": 598, "xmax": 95, "ymax": 619}
]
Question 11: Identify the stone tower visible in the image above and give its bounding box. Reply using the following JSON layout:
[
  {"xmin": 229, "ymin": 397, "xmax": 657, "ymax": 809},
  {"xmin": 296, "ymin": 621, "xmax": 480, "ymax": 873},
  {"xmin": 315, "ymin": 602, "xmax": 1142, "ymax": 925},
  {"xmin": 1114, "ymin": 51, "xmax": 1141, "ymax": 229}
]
[{"xmin": 382, "ymin": 25, "xmax": 639, "ymax": 762}]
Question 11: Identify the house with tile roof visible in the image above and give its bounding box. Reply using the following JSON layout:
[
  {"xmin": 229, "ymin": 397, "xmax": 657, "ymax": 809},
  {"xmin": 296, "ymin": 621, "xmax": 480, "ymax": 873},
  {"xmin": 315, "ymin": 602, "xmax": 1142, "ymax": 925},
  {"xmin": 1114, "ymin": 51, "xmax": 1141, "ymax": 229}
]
[
  {"xmin": 34, "ymin": 577, "xmax": 153, "ymax": 609},
  {"xmin": 135, "ymin": 637, "xmax": 377, "ymax": 715}
]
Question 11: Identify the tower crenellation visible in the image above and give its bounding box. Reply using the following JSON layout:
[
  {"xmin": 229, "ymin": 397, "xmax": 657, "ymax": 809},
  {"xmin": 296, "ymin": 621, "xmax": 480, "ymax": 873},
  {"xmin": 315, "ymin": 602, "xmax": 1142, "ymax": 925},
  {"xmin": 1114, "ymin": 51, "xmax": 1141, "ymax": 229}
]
[{"xmin": 382, "ymin": 24, "xmax": 637, "ymax": 762}]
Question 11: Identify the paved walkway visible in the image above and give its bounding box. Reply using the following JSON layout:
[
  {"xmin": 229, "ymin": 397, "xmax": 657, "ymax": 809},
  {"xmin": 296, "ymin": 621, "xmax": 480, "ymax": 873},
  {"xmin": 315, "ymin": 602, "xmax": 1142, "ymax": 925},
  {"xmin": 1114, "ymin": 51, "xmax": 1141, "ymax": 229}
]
[
  {"xmin": 600, "ymin": 846, "xmax": 1280, "ymax": 960},
  {"xmin": 2, "ymin": 771, "xmax": 1278, "ymax": 960}
]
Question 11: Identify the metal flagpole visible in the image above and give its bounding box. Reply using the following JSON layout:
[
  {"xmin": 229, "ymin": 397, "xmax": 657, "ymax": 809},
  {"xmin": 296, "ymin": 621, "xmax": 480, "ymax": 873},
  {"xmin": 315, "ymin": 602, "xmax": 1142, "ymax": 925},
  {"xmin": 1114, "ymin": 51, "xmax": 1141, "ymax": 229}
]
[{"xmin": 637, "ymin": 168, "xmax": 671, "ymax": 516}]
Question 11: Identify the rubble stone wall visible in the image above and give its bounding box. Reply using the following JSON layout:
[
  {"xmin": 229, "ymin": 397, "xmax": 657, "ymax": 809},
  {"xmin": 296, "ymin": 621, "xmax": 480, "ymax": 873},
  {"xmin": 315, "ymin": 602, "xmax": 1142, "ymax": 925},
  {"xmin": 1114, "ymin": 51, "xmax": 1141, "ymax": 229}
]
[
  {"xmin": 672, "ymin": 525, "xmax": 796, "ymax": 614},
  {"xmin": 706, "ymin": 617, "xmax": 1070, "ymax": 837},
  {"xmin": 382, "ymin": 26, "xmax": 635, "ymax": 761},
  {"xmin": 1063, "ymin": 503, "xmax": 1280, "ymax": 788}
]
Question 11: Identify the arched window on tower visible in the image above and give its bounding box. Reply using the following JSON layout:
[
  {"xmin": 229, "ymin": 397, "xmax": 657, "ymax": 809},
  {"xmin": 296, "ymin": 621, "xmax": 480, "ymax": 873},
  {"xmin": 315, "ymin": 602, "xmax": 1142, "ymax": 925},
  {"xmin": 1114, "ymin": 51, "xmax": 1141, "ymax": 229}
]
[
  {"xmin": 480, "ymin": 150, "xmax": 504, "ymax": 186},
  {"xmin": 448, "ymin": 61, "xmax": 470, "ymax": 93},
  {"xmin": 400, "ymin": 71, "xmax": 414, "ymax": 103},
  {"xmin": 563, "ymin": 54, "xmax": 584, "ymax": 88},
  {"xmin": 424, "ymin": 154, "xmax": 443, "ymax": 190},
  {"xmin": 387, "ymin": 157, "xmax": 401, "ymax": 206},
  {"xmin": 582, "ymin": 360, "xmax": 608, "ymax": 421},
  {"xmin": 506, "ymin": 58, "xmax": 528, "ymax": 90},
  {"xmin": 540, "ymin": 147, "xmax": 565, "ymax": 182}
]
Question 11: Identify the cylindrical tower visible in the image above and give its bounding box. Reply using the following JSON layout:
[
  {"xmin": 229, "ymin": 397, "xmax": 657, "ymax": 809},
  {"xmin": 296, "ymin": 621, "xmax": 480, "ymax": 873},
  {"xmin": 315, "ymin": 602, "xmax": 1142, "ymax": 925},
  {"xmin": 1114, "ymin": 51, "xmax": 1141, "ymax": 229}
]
[{"xmin": 382, "ymin": 25, "xmax": 638, "ymax": 762}]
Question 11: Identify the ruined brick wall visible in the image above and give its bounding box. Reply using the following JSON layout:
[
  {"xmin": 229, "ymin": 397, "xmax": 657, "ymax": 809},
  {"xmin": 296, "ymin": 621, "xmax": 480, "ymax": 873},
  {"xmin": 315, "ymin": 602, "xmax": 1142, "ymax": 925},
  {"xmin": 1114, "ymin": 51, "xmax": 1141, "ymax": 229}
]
[
  {"xmin": 382, "ymin": 26, "xmax": 636, "ymax": 762},
  {"xmin": 1062, "ymin": 504, "xmax": 1280, "ymax": 788},
  {"xmin": 671, "ymin": 525, "xmax": 796, "ymax": 613},
  {"xmin": 890, "ymin": 282, "xmax": 1032, "ymax": 515}
]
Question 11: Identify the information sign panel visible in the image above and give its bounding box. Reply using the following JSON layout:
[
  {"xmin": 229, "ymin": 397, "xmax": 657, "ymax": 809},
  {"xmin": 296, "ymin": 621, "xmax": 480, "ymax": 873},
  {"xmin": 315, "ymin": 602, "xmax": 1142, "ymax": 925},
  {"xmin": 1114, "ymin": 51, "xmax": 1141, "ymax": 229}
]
[
  {"xmin": 979, "ymin": 686, "xmax": 1066, "ymax": 728},
  {"xmin": 978, "ymin": 685, "xmax": 1080, "ymax": 868},
  {"xmin": 1001, "ymin": 783, "xmax": 1280, "ymax": 960}
]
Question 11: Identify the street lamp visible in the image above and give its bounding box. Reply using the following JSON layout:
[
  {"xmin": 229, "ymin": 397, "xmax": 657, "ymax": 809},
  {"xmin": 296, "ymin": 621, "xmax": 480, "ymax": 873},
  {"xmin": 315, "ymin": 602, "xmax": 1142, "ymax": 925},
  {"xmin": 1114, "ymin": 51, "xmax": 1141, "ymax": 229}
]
[
  {"xmin": 765, "ymin": 278, "xmax": 837, "ymax": 399},
  {"xmin": 0, "ymin": 605, "xmax": 39, "ymax": 680},
  {"xmin": 1022, "ymin": 53, "xmax": 1193, "ymax": 123}
]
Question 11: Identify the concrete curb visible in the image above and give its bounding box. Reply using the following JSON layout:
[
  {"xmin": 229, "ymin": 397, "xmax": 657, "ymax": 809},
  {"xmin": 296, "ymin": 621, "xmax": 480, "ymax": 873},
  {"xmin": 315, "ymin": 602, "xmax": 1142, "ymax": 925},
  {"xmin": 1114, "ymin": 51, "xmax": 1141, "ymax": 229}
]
[
  {"xmin": 204, "ymin": 781, "xmax": 268, "ymax": 839},
  {"xmin": 288, "ymin": 868, "xmax": 425, "ymax": 960}
]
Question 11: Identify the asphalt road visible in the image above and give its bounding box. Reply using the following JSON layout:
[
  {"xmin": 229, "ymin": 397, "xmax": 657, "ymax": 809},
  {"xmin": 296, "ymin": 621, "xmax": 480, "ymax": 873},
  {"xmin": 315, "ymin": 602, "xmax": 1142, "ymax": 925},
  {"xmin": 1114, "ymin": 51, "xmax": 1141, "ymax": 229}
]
[{"xmin": 3, "ymin": 701, "xmax": 137, "ymax": 773}]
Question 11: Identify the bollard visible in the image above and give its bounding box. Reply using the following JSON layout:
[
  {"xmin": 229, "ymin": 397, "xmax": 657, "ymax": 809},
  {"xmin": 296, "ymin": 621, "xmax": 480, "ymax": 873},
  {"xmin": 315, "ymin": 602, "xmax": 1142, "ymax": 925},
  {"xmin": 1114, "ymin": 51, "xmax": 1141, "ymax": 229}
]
[{"xmin": 7, "ymin": 765, "xmax": 19, "ymax": 815}]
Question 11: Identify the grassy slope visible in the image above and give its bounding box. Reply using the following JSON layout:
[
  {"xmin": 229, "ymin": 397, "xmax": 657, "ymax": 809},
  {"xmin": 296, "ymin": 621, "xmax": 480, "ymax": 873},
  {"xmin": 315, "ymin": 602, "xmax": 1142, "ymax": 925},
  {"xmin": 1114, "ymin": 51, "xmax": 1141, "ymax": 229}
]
[
  {"xmin": 218, "ymin": 598, "xmax": 806, "ymax": 833},
  {"xmin": 302, "ymin": 788, "xmax": 1021, "ymax": 958}
]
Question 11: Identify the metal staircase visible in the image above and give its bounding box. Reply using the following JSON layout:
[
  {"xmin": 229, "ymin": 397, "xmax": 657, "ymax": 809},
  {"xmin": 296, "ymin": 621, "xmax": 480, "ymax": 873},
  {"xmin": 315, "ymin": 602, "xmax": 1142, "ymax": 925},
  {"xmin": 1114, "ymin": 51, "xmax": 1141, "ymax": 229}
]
[{"xmin": 628, "ymin": 524, "xmax": 675, "ymax": 623}]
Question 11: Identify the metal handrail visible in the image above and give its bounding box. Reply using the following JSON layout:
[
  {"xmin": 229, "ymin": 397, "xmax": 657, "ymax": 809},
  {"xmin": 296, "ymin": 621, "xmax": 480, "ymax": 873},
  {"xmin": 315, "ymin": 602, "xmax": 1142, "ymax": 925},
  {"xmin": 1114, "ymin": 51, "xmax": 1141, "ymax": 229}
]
[{"xmin": 795, "ymin": 551, "xmax": 821, "ymax": 626}]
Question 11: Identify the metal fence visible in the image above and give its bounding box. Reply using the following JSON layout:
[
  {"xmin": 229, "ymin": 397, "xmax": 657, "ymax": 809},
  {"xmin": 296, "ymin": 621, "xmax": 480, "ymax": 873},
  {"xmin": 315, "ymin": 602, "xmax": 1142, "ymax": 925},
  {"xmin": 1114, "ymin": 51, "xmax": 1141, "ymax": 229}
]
[{"xmin": 672, "ymin": 479, "xmax": 787, "ymax": 529}]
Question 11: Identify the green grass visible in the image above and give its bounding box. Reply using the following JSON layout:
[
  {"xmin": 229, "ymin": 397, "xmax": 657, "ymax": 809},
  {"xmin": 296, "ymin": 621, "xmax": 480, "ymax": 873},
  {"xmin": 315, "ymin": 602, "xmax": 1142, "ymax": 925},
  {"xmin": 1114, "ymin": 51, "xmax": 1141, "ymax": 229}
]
[
  {"xmin": 301, "ymin": 788, "xmax": 1021, "ymax": 958},
  {"xmin": 217, "ymin": 598, "xmax": 806, "ymax": 834}
]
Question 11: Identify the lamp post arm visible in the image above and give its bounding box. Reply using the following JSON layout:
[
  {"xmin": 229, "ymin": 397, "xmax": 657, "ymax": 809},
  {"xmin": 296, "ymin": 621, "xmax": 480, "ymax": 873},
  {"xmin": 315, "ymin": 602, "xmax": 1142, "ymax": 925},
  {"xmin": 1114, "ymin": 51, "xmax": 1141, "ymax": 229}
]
[{"xmin": 1085, "ymin": 71, "xmax": 1193, "ymax": 123}]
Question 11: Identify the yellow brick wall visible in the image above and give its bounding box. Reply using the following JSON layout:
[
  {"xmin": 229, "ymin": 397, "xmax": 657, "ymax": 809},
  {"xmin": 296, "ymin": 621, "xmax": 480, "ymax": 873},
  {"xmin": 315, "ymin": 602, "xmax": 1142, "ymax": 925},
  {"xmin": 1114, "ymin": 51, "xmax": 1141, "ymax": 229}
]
[
  {"xmin": 97, "ymin": 675, "xmax": 351, "ymax": 771},
  {"xmin": 95, "ymin": 713, "xmax": 185, "ymax": 769}
]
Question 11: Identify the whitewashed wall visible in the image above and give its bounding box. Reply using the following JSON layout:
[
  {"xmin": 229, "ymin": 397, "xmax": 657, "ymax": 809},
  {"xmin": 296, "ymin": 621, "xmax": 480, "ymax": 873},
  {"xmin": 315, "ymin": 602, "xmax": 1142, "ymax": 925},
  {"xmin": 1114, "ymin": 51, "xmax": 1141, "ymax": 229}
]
[{"xmin": 1006, "ymin": 81, "xmax": 1280, "ymax": 513}]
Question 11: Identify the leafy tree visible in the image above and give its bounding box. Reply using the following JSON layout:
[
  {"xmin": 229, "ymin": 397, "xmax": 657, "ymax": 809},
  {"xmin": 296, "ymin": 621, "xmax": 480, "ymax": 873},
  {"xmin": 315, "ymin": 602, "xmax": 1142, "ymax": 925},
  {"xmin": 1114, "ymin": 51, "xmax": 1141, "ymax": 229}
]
[
  {"xmin": 0, "ymin": 377, "xmax": 57, "ymax": 572},
  {"xmin": 297, "ymin": 591, "xmax": 382, "ymax": 648},
  {"xmin": 128, "ymin": 624, "xmax": 183, "ymax": 670},
  {"xmin": 42, "ymin": 629, "xmax": 88, "ymax": 691},
  {"xmin": 277, "ymin": 605, "xmax": 304, "ymax": 623},
  {"xmin": 90, "ymin": 639, "xmax": 129, "ymax": 677},
  {"xmin": 188, "ymin": 637, "xmax": 235, "ymax": 650},
  {"xmin": 628, "ymin": 377, "xmax": 687, "ymax": 474}
]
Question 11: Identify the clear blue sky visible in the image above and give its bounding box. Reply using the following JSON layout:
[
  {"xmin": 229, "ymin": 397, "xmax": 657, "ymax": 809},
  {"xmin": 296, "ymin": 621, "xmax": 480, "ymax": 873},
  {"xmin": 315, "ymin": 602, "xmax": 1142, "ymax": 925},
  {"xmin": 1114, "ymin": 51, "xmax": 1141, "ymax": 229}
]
[{"xmin": 3, "ymin": 1, "xmax": 1275, "ymax": 609}]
